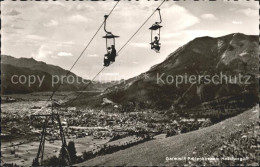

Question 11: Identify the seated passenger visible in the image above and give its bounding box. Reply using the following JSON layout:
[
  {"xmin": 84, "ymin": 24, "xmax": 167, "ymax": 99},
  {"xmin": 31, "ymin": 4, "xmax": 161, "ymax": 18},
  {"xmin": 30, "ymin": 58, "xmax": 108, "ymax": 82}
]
[
  {"xmin": 103, "ymin": 53, "xmax": 110, "ymax": 66},
  {"xmin": 110, "ymin": 45, "xmax": 117, "ymax": 63},
  {"xmin": 104, "ymin": 47, "xmax": 111, "ymax": 67},
  {"xmin": 151, "ymin": 36, "xmax": 160, "ymax": 52}
]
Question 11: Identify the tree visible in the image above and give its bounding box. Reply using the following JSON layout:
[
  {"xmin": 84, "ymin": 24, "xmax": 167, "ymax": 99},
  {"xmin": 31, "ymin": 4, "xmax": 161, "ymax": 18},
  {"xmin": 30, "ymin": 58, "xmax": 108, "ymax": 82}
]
[
  {"xmin": 166, "ymin": 129, "xmax": 177, "ymax": 137},
  {"xmin": 201, "ymin": 119, "xmax": 212, "ymax": 128},
  {"xmin": 32, "ymin": 158, "xmax": 39, "ymax": 166},
  {"xmin": 59, "ymin": 146, "xmax": 68, "ymax": 165},
  {"xmin": 82, "ymin": 151, "xmax": 94, "ymax": 161},
  {"xmin": 180, "ymin": 125, "xmax": 189, "ymax": 133},
  {"xmin": 68, "ymin": 141, "xmax": 77, "ymax": 164},
  {"xmin": 42, "ymin": 156, "xmax": 60, "ymax": 166}
]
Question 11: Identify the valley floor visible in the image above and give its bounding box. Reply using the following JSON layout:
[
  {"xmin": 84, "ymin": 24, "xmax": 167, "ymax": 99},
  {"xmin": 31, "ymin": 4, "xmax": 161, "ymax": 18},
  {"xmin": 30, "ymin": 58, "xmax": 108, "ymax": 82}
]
[{"xmin": 78, "ymin": 106, "xmax": 259, "ymax": 166}]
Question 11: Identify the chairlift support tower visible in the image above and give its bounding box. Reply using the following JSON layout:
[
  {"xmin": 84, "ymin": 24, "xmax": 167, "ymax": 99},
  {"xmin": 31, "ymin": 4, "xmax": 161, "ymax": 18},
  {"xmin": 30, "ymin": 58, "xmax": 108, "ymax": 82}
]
[{"xmin": 31, "ymin": 100, "xmax": 71, "ymax": 165}]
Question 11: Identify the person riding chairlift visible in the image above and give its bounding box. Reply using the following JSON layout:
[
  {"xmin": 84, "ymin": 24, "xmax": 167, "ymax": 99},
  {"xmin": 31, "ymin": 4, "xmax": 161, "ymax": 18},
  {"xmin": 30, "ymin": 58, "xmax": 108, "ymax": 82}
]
[
  {"xmin": 110, "ymin": 45, "xmax": 117, "ymax": 63},
  {"xmin": 104, "ymin": 47, "xmax": 111, "ymax": 67},
  {"xmin": 151, "ymin": 36, "xmax": 160, "ymax": 52}
]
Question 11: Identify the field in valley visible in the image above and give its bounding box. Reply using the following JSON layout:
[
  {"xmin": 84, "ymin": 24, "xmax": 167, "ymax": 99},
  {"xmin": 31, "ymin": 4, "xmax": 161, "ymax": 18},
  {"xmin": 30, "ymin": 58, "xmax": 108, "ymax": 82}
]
[
  {"xmin": 1, "ymin": 135, "xmax": 110, "ymax": 166},
  {"xmin": 1, "ymin": 91, "xmax": 90, "ymax": 165},
  {"xmin": 2, "ymin": 91, "xmax": 258, "ymax": 166}
]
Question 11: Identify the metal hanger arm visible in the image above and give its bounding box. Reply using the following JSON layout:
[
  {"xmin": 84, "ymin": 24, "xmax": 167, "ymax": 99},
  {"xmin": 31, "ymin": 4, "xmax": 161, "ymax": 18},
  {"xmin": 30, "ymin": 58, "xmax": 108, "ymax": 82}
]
[
  {"xmin": 157, "ymin": 8, "xmax": 162, "ymax": 24},
  {"xmin": 104, "ymin": 15, "xmax": 112, "ymax": 34}
]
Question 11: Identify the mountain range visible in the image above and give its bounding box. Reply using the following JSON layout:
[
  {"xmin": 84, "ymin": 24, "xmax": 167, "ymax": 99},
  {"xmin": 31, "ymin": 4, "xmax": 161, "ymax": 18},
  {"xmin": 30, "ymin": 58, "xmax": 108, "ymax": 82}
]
[
  {"xmin": 72, "ymin": 33, "xmax": 258, "ymax": 110},
  {"xmin": 1, "ymin": 55, "xmax": 114, "ymax": 94},
  {"xmin": 2, "ymin": 33, "xmax": 258, "ymax": 110}
]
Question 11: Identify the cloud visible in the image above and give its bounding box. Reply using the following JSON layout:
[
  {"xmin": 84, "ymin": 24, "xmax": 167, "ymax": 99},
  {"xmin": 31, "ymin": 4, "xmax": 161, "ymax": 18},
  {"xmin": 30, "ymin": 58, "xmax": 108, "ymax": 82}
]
[
  {"xmin": 68, "ymin": 14, "xmax": 88, "ymax": 23},
  {"xmin": 183, "ymin": 30, "xmax": 230, "ymax": 38},
  {"xmin": 51, "ymin": 1, "xmax": 66, "ymax": 8},
  {"xmin": 162, "ymin": 30, "xmax": 231, "ymax": 47},
  {"xmin": 237, "ymin": 8, "xmax": 258, "ymax": 17},
  {"xmin": 132, "ymin": 61, "xmax": 139, "ymax": 64},
  {"xmin": 13, "ymin": 17, "xmax": 30, "ymax": 22},
  {"xmin": 2, "ymin": 24, "xmax": 23, "ymax": 30},
  {"xmin": 44, "ymin": 20, "xmax": 59, "ymax": 27},
  {"xmin": 34, "ymin": 45, "xmax": 53, "ymax": 59},
  {"xmin": 161, "ymin": 32, "xmax": 182, "ymax": 39},
  {"xmin": 75, "ymin": 4, "xmax": 95, "ymax": 11},
  {"xmin": 131, "ymin": 42, "xmax": 149, "ymax": 48},
  {"xmin": 232, "ymin": 21, "xmax": 243, "ymax": 25},
  {"xmin": 224, "ymin": 0, "xmax": 259, "ymax": 10},
  {"xmin": 201, "ymin": 14, "xmax": 218, "ymax": 20},
  {"xmin": 26, "ymin": 34, "xmax": 46, "ymax": 41},
  {"xmin": 87, "ymin": 54, "xmax": 99, "ymax": 57},
  {"xmin": 57, "ymin": 41, "xmax": 76, "ymax": 47},
  {"xmin": 40, "ymin": 1, "xmax": 66, "ymax": 10},
  {"xmin": 57, "ymin": 52, "xmax": 73, "ymax": 57},
  {"xmin": 3, "ymin": 31, "xmax": 17, "ymax": 34},
  {"xmin": 11, "ymin": 25, "xmax": 23, "ymax": 29},
  {"xmin": 2, "ymin": 1, "xmax": 258, "ymax": 80},
  {"xmin": 4, "ymin": 9, "xmax": 20, "ymax": 16},
  {"xmin": 51, "ymin": 55, "xmax": 59, "ymax": 59},
  {"xmin": 163, "ymin": 5, "xmax": 200, "ymax": 31},
  {"xmin": 103, "ymin": 73, "xmax": 119, "ymax": 76},
  {"xmin": 62, "ymin": 41, "xmax": 75, "ymax": 45},
  {"xmin": 229, "ymin": 8, "xmax": 236, "ymax": 12}
]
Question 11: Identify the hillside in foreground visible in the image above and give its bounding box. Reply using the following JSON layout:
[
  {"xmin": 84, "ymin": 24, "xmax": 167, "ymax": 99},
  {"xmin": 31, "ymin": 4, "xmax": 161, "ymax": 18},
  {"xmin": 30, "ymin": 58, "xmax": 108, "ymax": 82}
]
[{"xmin": 78, "ymin": 106, "xmax": 259, "ymax": 166}]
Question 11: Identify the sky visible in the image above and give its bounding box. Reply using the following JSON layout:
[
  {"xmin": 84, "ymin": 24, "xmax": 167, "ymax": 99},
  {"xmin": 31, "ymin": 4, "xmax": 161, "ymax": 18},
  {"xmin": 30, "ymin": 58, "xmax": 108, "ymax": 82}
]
[{"xmin": 1, "ymin": 0, "xmax": 259, "ymax": 81}]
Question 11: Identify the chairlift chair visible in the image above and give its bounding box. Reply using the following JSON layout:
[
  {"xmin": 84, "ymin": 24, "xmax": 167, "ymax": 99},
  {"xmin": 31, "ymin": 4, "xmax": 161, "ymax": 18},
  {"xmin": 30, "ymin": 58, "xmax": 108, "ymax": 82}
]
[
  {"xmin": 102, "ymin": 15, "xmax": 119, "ymax": 66},
  {"xmin": 149, "ymin": 8, "xmax": 162, "ymax": 52}
]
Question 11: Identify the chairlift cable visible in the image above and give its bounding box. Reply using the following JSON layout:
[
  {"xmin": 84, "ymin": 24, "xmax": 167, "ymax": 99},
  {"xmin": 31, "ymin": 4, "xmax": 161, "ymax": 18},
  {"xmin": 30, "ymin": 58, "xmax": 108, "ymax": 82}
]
[
  {"xmin": 67, "ymin": 66, "xmax": 106, "ymax": 106},
  {"xmin": 48, "ymin": 0, "xmax": 119, "ymax": 101},
  {"xmin": 66, "ymin": 0, "xmax": 166, "ymax": 106},
  {"xmin": 117, "ymin": 0, "xmax": 166, "ymax": 54},
  {"xmin": 40, "ymin": 1, "xmax": 120, "ymax": 110}
]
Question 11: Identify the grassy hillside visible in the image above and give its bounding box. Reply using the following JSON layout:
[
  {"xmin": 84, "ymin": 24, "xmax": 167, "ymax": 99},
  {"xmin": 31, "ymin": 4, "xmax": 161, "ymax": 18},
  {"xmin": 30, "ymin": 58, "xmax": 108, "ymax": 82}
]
[{"xmin": 78, "ymin": 106, "xmax": 258, "ymax": 166}]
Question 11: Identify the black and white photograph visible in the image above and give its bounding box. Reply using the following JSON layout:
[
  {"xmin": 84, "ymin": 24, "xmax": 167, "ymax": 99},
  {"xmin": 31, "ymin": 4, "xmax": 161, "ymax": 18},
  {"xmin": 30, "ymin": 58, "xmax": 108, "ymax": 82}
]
[{"xmin": 1, "ymin": 0, "xmax": 259, "ymax": 166}]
